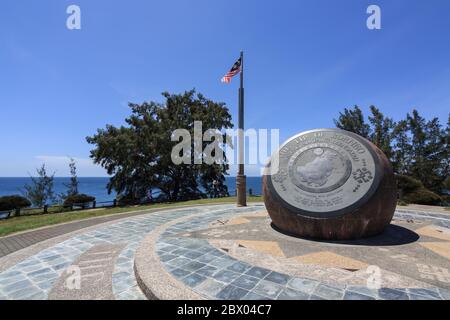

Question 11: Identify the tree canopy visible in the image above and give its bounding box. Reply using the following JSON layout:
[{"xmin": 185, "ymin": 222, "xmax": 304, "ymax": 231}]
[
  {"xmin": 87, "ymin": 90, "xmax": 233, "ymax": 203},
  {"xmin": 23, "ymin": 164, "xmax": 57, "ymax": 207},
  {"xmin": 335, "ymin": 106, "xmax": 449, "ymax": 196},
  {"xmin": 59, "ymin": 158, "xmax": 79, "ymax": 201}
]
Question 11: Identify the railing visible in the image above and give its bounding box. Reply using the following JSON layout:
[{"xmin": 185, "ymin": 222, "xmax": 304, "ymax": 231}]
[
  {"xmin": 0, "ymin": 199, "xmax": 120, "ymax": 219},
  {"xmin": 0, "ymin": 190, "xmax": 262, "ymax": 221}
]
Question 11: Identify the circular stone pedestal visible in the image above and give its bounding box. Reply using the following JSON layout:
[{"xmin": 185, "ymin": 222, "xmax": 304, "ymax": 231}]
[
  {"xmin": 134, "ymin": 205, "xmax": 450, "ymax": 300},
  {"xmin": 263, "ymin": 129, "xmax": 397, "ymax": 240},
  {"xmin": 1, "ymin": 204, "xmax": 449, "ymax": 301}
]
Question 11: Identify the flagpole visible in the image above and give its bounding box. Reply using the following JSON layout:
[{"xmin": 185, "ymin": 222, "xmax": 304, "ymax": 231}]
[{"xmin": 237, "ymin": 50, "xmax": 247, "ymax": 207}]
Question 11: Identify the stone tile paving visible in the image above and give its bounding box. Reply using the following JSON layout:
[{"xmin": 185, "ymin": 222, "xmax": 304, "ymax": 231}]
[
  {"xmin": 395, "ymin": 211, "xmax": 450, "ymax": 223},
  {"xmin": 0, "ymin": 208, "xmax": 193, "ymax": 258},
  {"xmin": 157, "ymin": 206, "xmax": 450, "ymax": 300},
  {"xmin": 0, "ymin": 206, "xmax": 223, "ymax": 300},
  {"xmin": 0, "ymin": 204, "xmax": 449, "ymax": 300},
  {"xmin": 395, "ymin": 211, "xmax": 450, "ymax": 229}
]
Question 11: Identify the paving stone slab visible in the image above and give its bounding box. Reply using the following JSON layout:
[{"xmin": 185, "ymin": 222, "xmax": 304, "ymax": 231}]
[{"xmin": 216, "ymin": 285, "xmax": 249, "ymax": 300}]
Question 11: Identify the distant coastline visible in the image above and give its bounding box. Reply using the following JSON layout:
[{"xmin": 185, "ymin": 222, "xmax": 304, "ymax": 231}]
[{"xmin": 0, "ymin": 177, "xmax": 263, "ymax": 202}]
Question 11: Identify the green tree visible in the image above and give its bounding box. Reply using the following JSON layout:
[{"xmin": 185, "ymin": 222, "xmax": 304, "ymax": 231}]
[
  {"xmin": 86, "ymin": 89, "xmax": 233, "ymax": 203},
  {"xmin": 406, "ymin": 110, "xmax": 447, "ymax": 193},
  {"xmin": 391, "ymin": 120, "xmax": 411, "ymax": 174},
  {"xmin": 443, "ymin": 115, "xmax": 450, "ymax": 190},
  {"xmin": 23, "ymin": 164, "xmax": 57, "ymax": 207},
  {"xmin": 335, "ymin": 106, "xmax": 448, "ymax": 196},
  {"xmin": 60, "ymin": 158, "xmax": 79, "ymax": 200},
  {"xmin": 334, "ymin": 106, "xmax": 371, "ymax": 139},
  {"xmin": 368, "ymin": 105, "xmax": 395, "ymax": 160},
  {"xmin": 444, "ymin": 176, "xmax": 450, "ymax": 192}
]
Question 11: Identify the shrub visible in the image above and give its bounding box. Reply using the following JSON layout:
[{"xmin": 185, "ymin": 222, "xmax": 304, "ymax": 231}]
[
  {"xmin": 444, "ymin": 176, "xmax": 450, "ymax": 192},
  {"xmin": 0, "ymin": 195, "xmax": 32, "ymax": 211},
  {"xmin": 396, "ymin": 175, "xmax": 423, "ymax": 193},
  {"xmin": 117, "ymin": 195, "xmax": 140, "ymax": 206},
  {"xmin": 63, "ymin": 194, "xmax": 95, "ymax": 209},
  {"xmin": 441, "ymin": 194, "xmax": 450, "ymax": 206},
  {"xmin": 396, "ymin": 175, "xmax": 444, "ymax": 206},
  {"xmin": 403, "ymin": 188, "xmax": 442, "ymax": 206}
]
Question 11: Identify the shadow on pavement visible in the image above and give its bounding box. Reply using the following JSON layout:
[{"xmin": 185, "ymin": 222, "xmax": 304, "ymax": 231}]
[{"xmin": 271, "ymin": 223, "xmax": 420, "ymax": 246}]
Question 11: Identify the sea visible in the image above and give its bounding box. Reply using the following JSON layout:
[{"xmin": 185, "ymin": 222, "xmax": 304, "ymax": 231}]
[{"xmin": 0, "ymin": 177, "xmax": 263, "ymax": 202}]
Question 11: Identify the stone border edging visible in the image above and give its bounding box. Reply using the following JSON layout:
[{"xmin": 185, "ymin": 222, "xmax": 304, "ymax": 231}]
[
  {"xmin": 0, "ymin": 202, "xmax": 238, "ymax": 240},
  {"xmin": 134, "ymin": 235, "xmax": 204, "ymax": 300},
  {"xmin": 133, "ymin": 205, "xmax": 253, "ymax": 300},
  {"xmin": 133, "ymin": 210, "xmax": 211, "ymax": 300},
  {"xmin": 0, "ymin": 204, "xmax": 238, "ymax": 273}
]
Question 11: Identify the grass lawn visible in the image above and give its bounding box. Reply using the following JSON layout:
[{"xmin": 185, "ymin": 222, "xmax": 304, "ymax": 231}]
[{"xmin": 0, "ymin": 196, "xmax": 263, "ymax": 238}]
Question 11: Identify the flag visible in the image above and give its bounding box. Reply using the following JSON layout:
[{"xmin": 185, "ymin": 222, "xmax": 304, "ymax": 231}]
[{"xmin": 221, "ymin": 57, "xmax": 242, "ymax": 84}]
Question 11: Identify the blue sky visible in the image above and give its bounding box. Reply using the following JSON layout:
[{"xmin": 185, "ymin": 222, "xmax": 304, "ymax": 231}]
[{"xmin": 1, "ymin": 0, "xmax": 449, "ymax": 177}]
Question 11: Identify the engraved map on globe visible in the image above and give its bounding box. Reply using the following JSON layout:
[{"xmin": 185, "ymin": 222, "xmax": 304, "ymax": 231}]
[
  {"xmin": 290, "ymin": 147, "xmax": 352, "ymax": 193},
  {"xmin": 269, "ymin": 130, "xmax": 379, "ymax": 214},
  {"xmin": 297, "ymin": 148, "xmax": 336, "ymax": 186}
]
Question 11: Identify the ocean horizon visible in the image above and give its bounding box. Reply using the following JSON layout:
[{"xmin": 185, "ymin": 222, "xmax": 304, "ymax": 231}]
[{"xmin": 0, "ymin": 176, "xmax": 263, "ymax": 203}]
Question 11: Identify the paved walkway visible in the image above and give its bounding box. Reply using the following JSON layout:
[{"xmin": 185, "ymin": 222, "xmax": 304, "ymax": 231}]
[
  {"xmin": 2, "ymin": 204, "xmax": 444, "ymax": 258},
  {"xmin": 142, "ymin": 205, "xmax": 450, "ymax": 300},
  {"xmin": 0, "ymin": 204, "xmax": 221, "ymax": 258},
  {"xmin": 0, "ymin": 204, "xmax": 449, "ymax": 300},
  {"xmin": 0, "ymin": 210, "xmax": 157, "ymax": 258}
]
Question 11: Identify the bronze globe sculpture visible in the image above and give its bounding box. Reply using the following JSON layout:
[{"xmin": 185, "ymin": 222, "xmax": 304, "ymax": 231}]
[{"xmin": 263, "ymin": 129, "xmax": 397, "ymax": 240}]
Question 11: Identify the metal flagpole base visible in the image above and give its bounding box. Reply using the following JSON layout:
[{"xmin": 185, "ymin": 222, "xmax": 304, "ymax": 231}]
[{"xmin": 236, "ymin": 174, "xmax": 247, "ymax": 207}]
